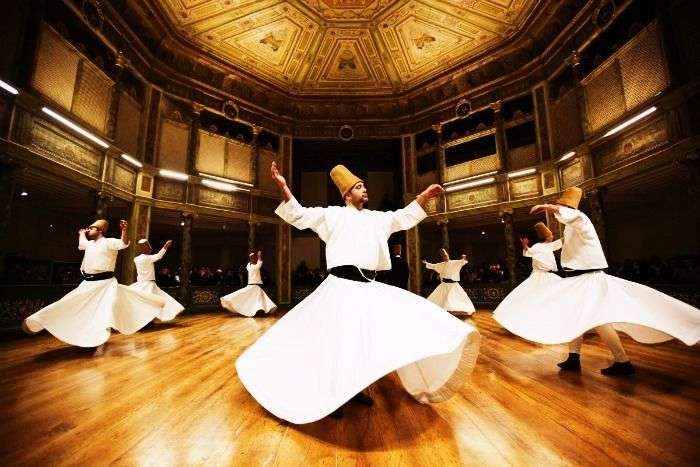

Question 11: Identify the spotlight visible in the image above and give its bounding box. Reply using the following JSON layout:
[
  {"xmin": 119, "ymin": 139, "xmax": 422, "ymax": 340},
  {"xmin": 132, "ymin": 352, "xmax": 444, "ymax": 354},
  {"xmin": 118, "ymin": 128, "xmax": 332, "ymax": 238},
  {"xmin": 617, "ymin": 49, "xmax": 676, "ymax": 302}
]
[
  {"xmin": 481, "ymin": 231, "xmax": 486, "ymax": 235},
  {"xmin": 0, "ymin": 79, "xmax": 19, "ymax": 95},
  {"xmin": 121, "ymin": 154, "xmax": 143, "ymax": 168},
  {"xmin": 159, "ymin": 169, "xmax": 189, "ymax": 181},
  {"xmin": 41, "ymin": 107, "xmax": 109, "ymax": 148},
  {"xmin": 20, "ymin": 190, "xmax": 28, "ymax": 197},
  {"xmin": 603, "ymin": 106, "xmax": 657, "ymax": 137},
  {"xmin": 444, "ymin": 176, "xmax": 496, "ymax": 193}
]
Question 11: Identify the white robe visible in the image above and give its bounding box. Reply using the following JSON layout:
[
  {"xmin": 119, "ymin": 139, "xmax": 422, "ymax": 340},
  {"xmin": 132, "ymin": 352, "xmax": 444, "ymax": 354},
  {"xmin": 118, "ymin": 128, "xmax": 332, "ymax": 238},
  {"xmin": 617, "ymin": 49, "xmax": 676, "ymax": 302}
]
[
  {"xmin": 129, "ymin": 249, "xmax": 185, "ymax": 322},
  {"xmin": 493, "ymin": 241, "xmax": 563, "ymax": 330},
  {"xmin": 220, "ymin": 261, "xmax": 277, "ymax": 317},
  {"xmin": 494, "ymin": 208, "xmax": 700, "ymax": 346},
  {"xmin": 235, "ymin": 197, "xmax": 480, "ymax": 424},
  {"xmin": 24, "ymin": 235, "xmax": 167, "ymax": 347},
  {"xmin": 425, "ymin": 259, "xmax": 475, "ymax": 315}
]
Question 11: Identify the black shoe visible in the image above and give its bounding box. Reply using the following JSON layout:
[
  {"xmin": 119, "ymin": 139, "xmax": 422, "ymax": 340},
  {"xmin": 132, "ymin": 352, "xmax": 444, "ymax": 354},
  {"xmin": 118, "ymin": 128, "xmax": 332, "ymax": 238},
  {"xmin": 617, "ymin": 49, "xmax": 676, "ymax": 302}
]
[
  {"xmin": 557, "ymin": 353, "xmax": 581, "ymax": 371},
  {"xmin": 350, "ymin": 391, "xmax": 374, "ymax": 406},
  {"xmin": 329, "ymin": 407, "xmax": 344, "ymax": 419},
  {"xmin": 601, "ymin": 361, "xmax": 635, "ymax": 376}
]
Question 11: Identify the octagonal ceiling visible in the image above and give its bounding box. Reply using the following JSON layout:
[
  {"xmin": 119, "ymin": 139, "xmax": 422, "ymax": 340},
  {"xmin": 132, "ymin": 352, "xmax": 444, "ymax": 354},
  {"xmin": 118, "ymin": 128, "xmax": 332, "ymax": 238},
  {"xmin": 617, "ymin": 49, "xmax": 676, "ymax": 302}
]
[{"xmin": 151, "ymin": 0, "xmax": 540, "ymax": 96}]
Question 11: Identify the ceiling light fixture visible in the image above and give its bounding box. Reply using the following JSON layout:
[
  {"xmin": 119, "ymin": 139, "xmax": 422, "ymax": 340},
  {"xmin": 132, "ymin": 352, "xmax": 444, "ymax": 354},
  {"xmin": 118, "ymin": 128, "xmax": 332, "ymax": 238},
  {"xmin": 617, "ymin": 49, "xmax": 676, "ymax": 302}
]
[
  {"xmin": 41, "ymin": 107, "xmax": 109, "ymax": 148},
  {"xmin": 444, "ymin": 170, "xmax": 498, "ymax": 186},
  {"xmin": 0, "ymin": 79, "xmax": 19, "ymax": 95},
  {"xmin": 558, "ymin": 151, "xmax": 576, "ymax": 162},
  {"xmin": 603, "ymin": 106, "xmax": 657, "ymax": 137},
  {"xmin": 445, "ymin": 176, "xmax": 496, "ymax": 193},
  {"xmin": 158, "ymin": 169, "xmax": 189, "ymax": 181},
  {"xmin": 507, "ymin": 168, "xmax": 536, "ymax": 178},
  {"xmin": 121, "ymin": 154, "xmax": 143, "ymax": 168}
]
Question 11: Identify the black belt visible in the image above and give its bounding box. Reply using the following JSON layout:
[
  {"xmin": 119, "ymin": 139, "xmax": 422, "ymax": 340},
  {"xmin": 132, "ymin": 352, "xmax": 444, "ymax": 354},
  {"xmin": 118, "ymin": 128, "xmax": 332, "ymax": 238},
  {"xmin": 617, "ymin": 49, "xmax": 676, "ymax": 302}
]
[
  {"xmin": 329, "ymin": 266, "xmax": 377, "ymax": 283},
  {"xmin": 442, "ymin": 278, "xmax": 458, "ymax": 283},
  {"xmin": 81, "ymin": 270, "xmax": 114, "ymax": 281},
  {"xmin": 560, "ymin": 268, "xmax": 606, "ymax": 278},
  {"xmin": 247, "ymin": 283, "xmax": 263, "ymax": 286}
]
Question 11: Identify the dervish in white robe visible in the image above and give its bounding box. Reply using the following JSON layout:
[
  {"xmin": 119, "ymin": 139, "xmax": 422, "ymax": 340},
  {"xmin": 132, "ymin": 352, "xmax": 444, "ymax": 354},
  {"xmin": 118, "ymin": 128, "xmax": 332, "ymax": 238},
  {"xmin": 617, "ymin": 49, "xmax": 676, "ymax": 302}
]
[
  {"xmin": 23, "ymin": 219, "xmax": 166, "ymax": 348},
  {"xmin": 493, "ymin": 222, "xmax": 563, "ymax": 327},
  {"xmin": 494, "ymin": 188, "xmax": 700, "ymax": 375},
  {"xmin": 220, "ymin": 251, "xmax": 277, "ymax": 317},
  {"xmin": 235, "ymin": 162, "xmax": 481, "ymax": 423},
  {"xmin": 129, "ymin": 239, "xmax": 184, "ymax": 322},
  {"xmin": 424, "ymin": 249, "xmax": 475, "ymax": 315}
]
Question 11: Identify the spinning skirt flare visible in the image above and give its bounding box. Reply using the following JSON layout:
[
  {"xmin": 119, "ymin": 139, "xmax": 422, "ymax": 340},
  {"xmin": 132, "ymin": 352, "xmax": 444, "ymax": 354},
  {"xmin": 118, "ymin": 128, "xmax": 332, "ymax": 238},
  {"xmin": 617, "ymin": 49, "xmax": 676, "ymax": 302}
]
[
  {"xmin": 427, "ymin": 282, "xmax": 476, "ymax": 315},
  {"xmin": 236, "ymin": 275, "xmax": 481, "ymax": 424},
  {"xmin": 493, "ymin": 271, "xmax": 700, "ymax": 346},
  {"xmin": 128, "ymin": 280, "xmax": 184, "ymax": 321},
  {"xmin": 221, "ymin": 285, "xmax": 277, "ymax": 317},
  {"xmin": 24, "ymin": 278, "xmax": 167, "ymax": 347}
]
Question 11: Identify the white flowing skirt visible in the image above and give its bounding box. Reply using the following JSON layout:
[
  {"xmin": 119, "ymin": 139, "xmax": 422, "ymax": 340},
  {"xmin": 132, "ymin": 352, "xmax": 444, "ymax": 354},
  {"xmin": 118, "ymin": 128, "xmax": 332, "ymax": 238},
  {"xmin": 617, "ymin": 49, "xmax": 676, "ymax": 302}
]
[
  {"xmin": 24, "ymin": 278, "xmax": 167, "ymax": 347},
  {"xmin": 221, "ymin": 285, "xmax": 277, "ymax": 317},
  {"xmin": 128, "ymin": 280, "xmax": 184, "ymax": 321},
  {"xmin": 427, "ymin": 282, "xmax": 476, "ymax": 315},
  {"xmin": 235, "ymin": 275, "xmax": 481, "ymax": 424},
  {"xmin": 493, "ymin": 271, "xmax": 700, "ymax": 346}
]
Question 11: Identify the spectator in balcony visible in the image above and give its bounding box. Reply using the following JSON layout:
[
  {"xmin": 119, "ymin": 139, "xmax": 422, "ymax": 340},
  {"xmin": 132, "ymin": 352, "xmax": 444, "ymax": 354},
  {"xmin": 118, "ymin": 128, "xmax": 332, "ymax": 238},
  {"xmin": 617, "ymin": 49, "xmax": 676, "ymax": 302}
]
[
  {"xmin": 235, "ymin": 162, "xmax": 479, "ymax": 424},
  {"xmin": 500, "ymin": 187, "xmax": 700, "ymax": 376},
  {"xmin": 423, "ymin": 248, "xmax": 474, "ymax": 315},
  {"xmin": 129, "ymin": 239, "xmax": 184, "ymax": 323},
  {"xmin": 22, "ymin": 219, "xmax": 166, "ymax": 350},
  {"xmin": 220, "ymin": 251, "xmax": 276, "ymax": 317}
]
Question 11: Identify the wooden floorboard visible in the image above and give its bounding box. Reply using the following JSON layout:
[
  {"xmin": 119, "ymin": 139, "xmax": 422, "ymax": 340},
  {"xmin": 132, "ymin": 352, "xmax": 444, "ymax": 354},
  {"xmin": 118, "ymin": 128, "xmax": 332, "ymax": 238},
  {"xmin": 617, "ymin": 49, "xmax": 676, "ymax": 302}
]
[{"xmin": 1, "ymin": 311, "xmax": 698, "ymax": 466}]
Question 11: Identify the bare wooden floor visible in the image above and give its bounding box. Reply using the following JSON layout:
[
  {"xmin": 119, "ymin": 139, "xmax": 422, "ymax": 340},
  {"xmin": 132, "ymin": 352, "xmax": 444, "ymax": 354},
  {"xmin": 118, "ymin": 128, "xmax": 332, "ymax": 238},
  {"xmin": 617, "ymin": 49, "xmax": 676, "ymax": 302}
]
[{"xmin": 1, "ymin": 311, "xmax": 699, "ymax": 466}]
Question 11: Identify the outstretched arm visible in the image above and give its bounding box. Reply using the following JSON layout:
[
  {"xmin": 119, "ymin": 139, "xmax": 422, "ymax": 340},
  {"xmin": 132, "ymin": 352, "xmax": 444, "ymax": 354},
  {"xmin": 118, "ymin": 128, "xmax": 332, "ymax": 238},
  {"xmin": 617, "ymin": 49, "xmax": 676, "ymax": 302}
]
[
  {"xmin": 78, "ymin": 229, "xmax": 89, "ymax": 250},
  {"xmin": 416, "ymin": 184, "xmax": 445, "ymax": 208},
  {"xmin": 119, "ymin": 220, "xmax": 129, "ymax": 246},
  {"xmin": 152, "ymin": 240, "xmax": 172, "ymax": 262},
  {"xmin": 271, "ymin": 161, "xmax": 292, "ymax": 202}
]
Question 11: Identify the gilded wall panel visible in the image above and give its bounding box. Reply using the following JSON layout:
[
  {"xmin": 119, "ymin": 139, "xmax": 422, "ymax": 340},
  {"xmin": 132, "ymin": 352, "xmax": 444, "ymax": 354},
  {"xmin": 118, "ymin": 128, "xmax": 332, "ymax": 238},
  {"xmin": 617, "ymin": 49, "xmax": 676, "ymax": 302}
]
[
  {"xmin": 31, "ymin": 24, "xmax": 79, "ymax": 111},
  {"xmin": 507, "ymin": 144, "xmax": 538, "ymax": 170},
  {"xmin": 444, "ymin": 154, "xmax": 498, "ymax": 182},
  {"xmin": 447, "ymin": 185, "xmax": 498, "ymax": 210},
  {"xmin": 257, "ymin": 148, "xmax": 278, "ymax": 193},
  {"xmin": 595, "ymin": 117, "xmax": 669, "ymax": 173},
  {"xmin": 158, "ymin": 119, "xmax": 189, "ymax": 173},
  {"xmin": 509, "ymin": 175, "xmax": 540, "ymax": 199},
  {"xmin": 560, "ymin": 159, "xmax": 584, "ymax": 188},
  {"xmin": 110, "ymin": 161, "xmax": 137, "ymax": 191},
  {"xmin": 29, "ymin": 118, "xmax": 102, "ymax": 177},
  {"xmin": 198, "ymin": 187, "xmax": 249, "ymax": 211},
  {"xmin": 225, "ymin": 140, "xmax": 253, "ymax": 184},
  {"xmin": 196, "ymin": 130, "xmax": 226, "ymax": 176},
  {"xmin": 72, "ymin": 61, "xmax": 113, "ymax": 133},
  {"xmin": 549, "ymin": 89, "xmax": 583, "ymax": 157},
  {"xmin": 583, "ymin": 60, "xmax": 626, "ymax": 135},
  {"xmin": 618, "ymin": 22, "xmax": 669, "ymax": 111},
  {"xmin": 114, "ymin": 92, "xmax": 141, "ymax": 156},
  {"xmin": 154, "ymin": 179, "xmax": 186, "ymax": 202}
]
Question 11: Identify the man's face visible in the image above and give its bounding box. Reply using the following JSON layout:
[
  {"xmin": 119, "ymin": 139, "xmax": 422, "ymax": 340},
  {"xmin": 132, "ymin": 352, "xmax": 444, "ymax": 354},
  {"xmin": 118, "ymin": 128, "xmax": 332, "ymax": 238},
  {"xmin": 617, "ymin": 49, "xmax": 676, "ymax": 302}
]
[
  {"xmin": 250, "ymin": 254, "xmax": 258, "ymax": 264},
  {"xmin": 139, "ymin": 244, "xmax": 152, "ymax": 254},
  {"xmin": 545, "ymin": 234, "xmax": 554, "ymax": 243},
  {"xmin": 440, "ymin": 251, "xmax": 449, "ymax": 262},
  {"xmin": 345, "ymin": 182, "xmax": 368, "ymax": 205},
  {"xmin": 86, "ymin": 226, "xmax": 101, "ymax": 240},
  {"xmin": 392, "ymin": 244, "xmax": 402, "ymax": 256}
]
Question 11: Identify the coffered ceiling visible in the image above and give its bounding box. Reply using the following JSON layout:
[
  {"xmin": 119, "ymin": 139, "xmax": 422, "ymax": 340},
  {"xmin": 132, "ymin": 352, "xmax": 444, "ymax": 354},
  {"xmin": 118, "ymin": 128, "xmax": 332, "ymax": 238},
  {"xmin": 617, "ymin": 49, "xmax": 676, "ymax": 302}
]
[{"xmin": 149, "ymin": 0, "xmax": 540, "ymax": 95}]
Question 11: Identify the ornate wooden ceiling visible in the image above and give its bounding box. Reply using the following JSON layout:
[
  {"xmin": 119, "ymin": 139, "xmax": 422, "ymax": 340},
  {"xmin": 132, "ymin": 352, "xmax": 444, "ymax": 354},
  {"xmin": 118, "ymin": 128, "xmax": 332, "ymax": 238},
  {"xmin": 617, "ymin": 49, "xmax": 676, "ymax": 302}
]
[{"xmin": 151, "ymin": 0, "xmax": 539, "ymax": 95}]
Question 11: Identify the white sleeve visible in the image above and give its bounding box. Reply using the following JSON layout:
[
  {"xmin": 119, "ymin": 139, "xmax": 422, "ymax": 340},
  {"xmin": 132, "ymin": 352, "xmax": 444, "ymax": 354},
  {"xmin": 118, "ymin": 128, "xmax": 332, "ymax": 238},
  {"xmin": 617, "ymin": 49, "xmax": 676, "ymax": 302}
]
[
  {"xmin": 107, "ymin": 238, "xmax": 129, "ymax": 250},
  {"xmin": 78, "ymin": 233, "xmax": 89, "ymax": 251},
  {"xmin": 546, "ymin": 239, "xmax": 563, "ymax": 252},
  {"xmin": 555, "ymin": 207, "xmax": 598, "ymax": 242},
  {"xmin": 523, "ymin": 243, "xmax": 543, "ymax": 258},
  {"xmin": 424, "ymin": 262, "xmax": 437, "ymax": 271},
  {"xmin": 275, "ymin": 197, "xmax": 331, "ymax": 242},
  {"xmin": 149, "ymin": 248, "xmax": 167, "ymax": 262},
  {"xmin": 379, "ymin": 200, "xmax": 427, "ymax": 235}
]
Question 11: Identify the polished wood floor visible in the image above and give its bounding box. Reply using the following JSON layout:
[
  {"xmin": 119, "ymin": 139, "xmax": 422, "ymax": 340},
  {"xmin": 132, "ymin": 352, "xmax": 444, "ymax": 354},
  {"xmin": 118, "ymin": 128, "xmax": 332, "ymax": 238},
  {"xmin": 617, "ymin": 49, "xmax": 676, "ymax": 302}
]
[{"xmin": 1, "ymin": 311, "xmax": 699, "ymax": 466}]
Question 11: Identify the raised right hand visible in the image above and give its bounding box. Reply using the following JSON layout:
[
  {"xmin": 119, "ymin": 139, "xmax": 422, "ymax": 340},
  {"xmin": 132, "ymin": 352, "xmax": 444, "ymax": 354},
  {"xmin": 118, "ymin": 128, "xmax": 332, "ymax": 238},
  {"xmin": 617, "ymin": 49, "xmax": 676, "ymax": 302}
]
[{"xmin": 271, "ymin": 161, "xmax": 287, "ymax": 188}]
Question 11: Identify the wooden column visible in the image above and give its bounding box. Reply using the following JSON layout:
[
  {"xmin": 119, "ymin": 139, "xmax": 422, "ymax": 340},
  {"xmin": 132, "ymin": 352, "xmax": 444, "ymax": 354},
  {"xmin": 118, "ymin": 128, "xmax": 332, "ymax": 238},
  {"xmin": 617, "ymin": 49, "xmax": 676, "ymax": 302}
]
[
  {"xmin": 492, "ymin": 101, "xmax": 508, "ymax": 172},
  {"xmin": 186, "ymin": 104, "xmax": 203, "ymax": 175},
  {"xmin": 276, "ymin": 135, "xmax": 292, "ymax": 305},
  {"xmin": 250, "ymin": 125, "xmax": 261, "ymax": 187},
  {"xmin": 179, "ymin": 212, "xmax": 194, "ymax": 304},
  {"xmin": 439, "ymin": 219, "xmax": 450, "ymax": 252},
  {"xmin": 503, "ymin": 210, "xmax": 517, "ymax": 289},
  {"xmin": 105, "ymin": 52, "xmax": 126, "ymax": 140}
]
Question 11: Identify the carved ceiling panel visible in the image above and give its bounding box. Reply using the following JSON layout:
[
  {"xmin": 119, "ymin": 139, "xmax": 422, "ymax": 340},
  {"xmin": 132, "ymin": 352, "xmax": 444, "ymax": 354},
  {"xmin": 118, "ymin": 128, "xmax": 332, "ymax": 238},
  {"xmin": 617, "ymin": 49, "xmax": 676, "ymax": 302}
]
[{"xmin": 151, "ymin": 0, "xmax": 539, "ymax": 95}]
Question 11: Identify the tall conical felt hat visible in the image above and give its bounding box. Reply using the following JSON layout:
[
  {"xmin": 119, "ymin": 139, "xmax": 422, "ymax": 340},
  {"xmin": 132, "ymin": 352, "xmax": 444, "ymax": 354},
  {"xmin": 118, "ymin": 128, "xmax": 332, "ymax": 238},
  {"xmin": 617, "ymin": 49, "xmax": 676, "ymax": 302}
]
[
  {"xmin": 534, "ymin": 222, "xmax": 552, "ymax": 240},
  {"xmin": 89, "ymin": 219, "xmax": 109, "ymax": 232},
  {"xmin": 330, "ymin": 165, "xmax": 362, "ymax": 197},
  {"xmin": 556, "ymin": 187, "xmax": 583, "ymax": 209}
]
